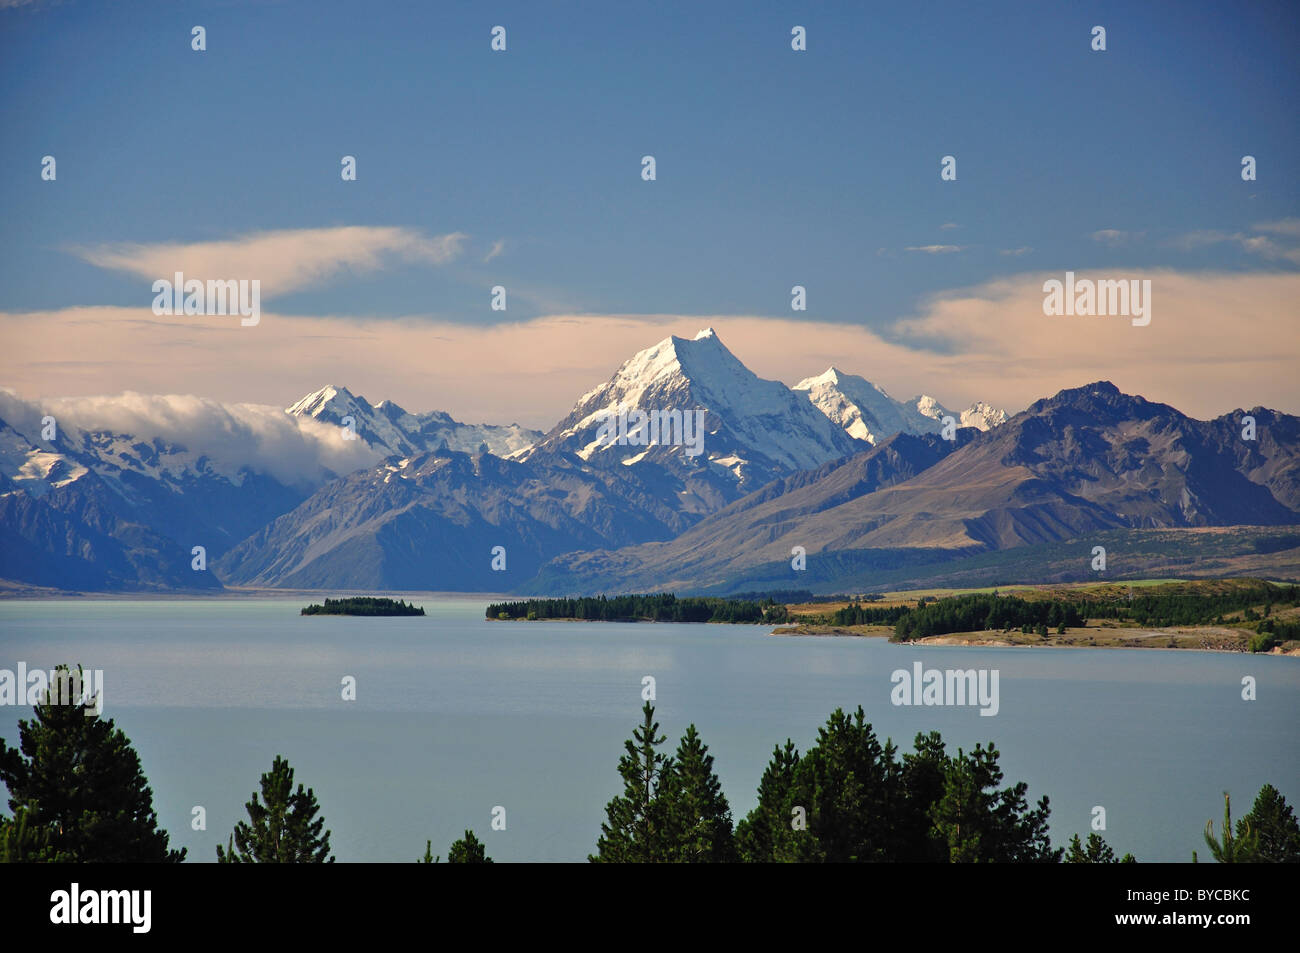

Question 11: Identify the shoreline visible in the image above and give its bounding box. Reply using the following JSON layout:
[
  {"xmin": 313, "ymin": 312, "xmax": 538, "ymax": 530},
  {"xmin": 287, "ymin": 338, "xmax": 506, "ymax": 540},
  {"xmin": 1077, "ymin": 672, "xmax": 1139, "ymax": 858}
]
[
  {"xmin": 7, "ymin": 589, "xmax": 1297, "ymax": 656},
  {"xmin": 771, "ymin": 623, "xmax": 1300, "ymax": 655}
]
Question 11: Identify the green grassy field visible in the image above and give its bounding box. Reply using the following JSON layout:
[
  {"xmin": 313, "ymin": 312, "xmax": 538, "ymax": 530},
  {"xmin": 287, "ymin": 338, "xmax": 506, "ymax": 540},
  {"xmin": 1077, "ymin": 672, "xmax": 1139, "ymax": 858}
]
[{"xmin": 779, "ymin": 577, "xmax": 1300, "ymax": 653}]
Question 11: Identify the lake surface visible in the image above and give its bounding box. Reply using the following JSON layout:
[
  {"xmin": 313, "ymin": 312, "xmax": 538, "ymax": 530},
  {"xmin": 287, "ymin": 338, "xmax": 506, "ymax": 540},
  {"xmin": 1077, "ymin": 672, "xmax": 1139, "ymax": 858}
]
[{"xmin": 1, "ymin": 597, "xmax": 1296, "ymax": 862}]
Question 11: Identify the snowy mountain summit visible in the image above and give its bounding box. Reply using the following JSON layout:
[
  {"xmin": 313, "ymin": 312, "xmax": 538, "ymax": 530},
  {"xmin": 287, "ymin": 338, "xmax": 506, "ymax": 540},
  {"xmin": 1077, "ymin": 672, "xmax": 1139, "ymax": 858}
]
[
  {"xmin": 526, "ymin": 329, "xmax": 861, "ymax": 489},
  {"xmin": 794, "ymin": 367, "xmax": 1007, "ymax": 444},
  {"xmin": 286, "ymin": 385, "xmax": 540, "ymax": 458}
]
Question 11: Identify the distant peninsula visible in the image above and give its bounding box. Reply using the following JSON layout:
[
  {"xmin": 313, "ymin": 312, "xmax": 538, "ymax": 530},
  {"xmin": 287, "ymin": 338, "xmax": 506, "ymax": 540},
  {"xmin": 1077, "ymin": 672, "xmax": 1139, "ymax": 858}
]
[
  {"xmin": 486, "ymin": 581, "xmax": 1300, "ymax": 654},
  {"xmin": 775, "ymin": 579, "xmax": 1300, "ymax": 653},
  {"xmin": 302, "ymin": 597, "xmax": 425, "ymax": 616}
]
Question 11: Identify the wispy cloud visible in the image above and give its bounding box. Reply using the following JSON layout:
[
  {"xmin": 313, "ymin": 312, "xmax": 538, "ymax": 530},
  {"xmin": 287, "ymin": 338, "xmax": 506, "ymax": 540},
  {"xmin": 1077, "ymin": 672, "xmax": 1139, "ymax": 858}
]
[
  {"xmin": 1177, "ymin": 229, "xmax": 1232, "ymax": 248},
  {"xmin": 905, "ymin": 244, "xmax": 962, "ymax": 254},
  {"xmin": 999, "ymin": 246, "xmax": 1032, "ymax": 257},
  {"xmin": 1090, "ymin": 229, "xmax": 1142, "ymax": 245},
  {"xmin": 938, "ymin": 223, "xmax": 960, "ymax": 231},
  {"xmin": 1173, "ymin": 221, "xmax": 1300, "ymax": 265},
  {"xmin": 1252, "ymin": 219, "xmax": 1300, "ymax": 237},
  {"xmin": 483, "ymin": 239, "xmax": 506, "ymax": 263},
  {"xmin": 72, "ymin": 226, "xmax": 468, "ymax": 298}
]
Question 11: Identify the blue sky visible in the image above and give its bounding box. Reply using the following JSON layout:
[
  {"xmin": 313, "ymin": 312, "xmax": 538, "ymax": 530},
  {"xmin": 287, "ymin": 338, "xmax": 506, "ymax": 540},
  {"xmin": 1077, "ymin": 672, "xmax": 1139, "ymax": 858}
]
[{"xmin": 2, "ymin": 0, "xmax": 1296, "ymax": 324}]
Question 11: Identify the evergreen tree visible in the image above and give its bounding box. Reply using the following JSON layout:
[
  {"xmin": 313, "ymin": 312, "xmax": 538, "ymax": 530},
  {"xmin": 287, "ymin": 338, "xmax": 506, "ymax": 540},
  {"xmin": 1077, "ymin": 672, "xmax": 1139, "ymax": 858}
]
[
  {"xmin": 898, "ymin": 731, "xmax": 951, "ymax": 862},
  {"xmin": 216, "ymin": 755, "xmax": 334, "ymax": 863},
  {"xmin": 1238, "ymin": 784, "xmax": 1300, "ymax": 863},
  {"xmin": 1065, "ymin": 832, "xmax": 1135, "ymax": 863},
  {"xmin": 417, "ymin": 839, "xmax": 440, "ymax": 863},
  {"xmin": 0, "ymin": 665, "xmax": 184, "ymax": 863},
  {"xmin": 778, "ymin": 707, "xmax": 904, "ymax": 862},
  {"xmin": 590, "ymin": 702, "xmax": 674, "ymax": 862},
  {"xmin": 0, "ymin": 807, "xmax": 72, "ymax": 862},
  {"xmin": 1204, "ymin": 791, "xmax": 1257, "ymax": 863},
  {"xmin": 447, "ymin": 829, "xmax": 493, "ymax": 863},
  {"xmin": 931, "ymin": 746, "xmax": 985, "ymax": 862},
  {"xmin": 931, "ymin": 743, "xmax": 1059, "ymax": 862},
  {"xmin": 661, "ymin": 724, "xmax": 736, "ymax": 862},
  {"xmin": 735, "ymin": 740, "xmax": 800, "ymax": 863}
]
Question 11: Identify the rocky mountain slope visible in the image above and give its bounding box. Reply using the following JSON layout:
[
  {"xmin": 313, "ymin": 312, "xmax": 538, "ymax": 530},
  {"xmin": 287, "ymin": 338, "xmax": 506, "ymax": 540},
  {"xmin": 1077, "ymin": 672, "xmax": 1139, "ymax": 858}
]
[{"xmin": 528, "ymin": 383, "xmax": 1300, "ymax": 593}]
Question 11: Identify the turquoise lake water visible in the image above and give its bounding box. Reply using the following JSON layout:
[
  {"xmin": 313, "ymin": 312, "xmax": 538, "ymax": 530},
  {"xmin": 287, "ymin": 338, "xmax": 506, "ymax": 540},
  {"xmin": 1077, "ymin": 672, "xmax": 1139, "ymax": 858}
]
[{"xmin": 1, "ymin": 596, "xmax": 1296, "ymax": 862}]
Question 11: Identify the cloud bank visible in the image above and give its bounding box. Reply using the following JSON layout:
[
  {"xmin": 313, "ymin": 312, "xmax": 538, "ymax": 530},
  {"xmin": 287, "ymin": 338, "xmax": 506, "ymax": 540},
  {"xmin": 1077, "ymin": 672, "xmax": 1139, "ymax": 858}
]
[
  {"xmin": 0, "ymin": 389, "xmax": 381, "ymax": 488},
  {"xmin": 2, "ymin": 270, "xmax": 1297, "ymax": 428}
]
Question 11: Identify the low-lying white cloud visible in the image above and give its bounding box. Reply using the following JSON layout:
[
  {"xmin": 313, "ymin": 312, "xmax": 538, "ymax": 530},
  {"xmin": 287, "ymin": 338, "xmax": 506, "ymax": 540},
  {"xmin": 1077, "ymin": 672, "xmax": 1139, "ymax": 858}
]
[{"xmin": 0, "ymin": 389, "xmax": 381, "ymax": 488}]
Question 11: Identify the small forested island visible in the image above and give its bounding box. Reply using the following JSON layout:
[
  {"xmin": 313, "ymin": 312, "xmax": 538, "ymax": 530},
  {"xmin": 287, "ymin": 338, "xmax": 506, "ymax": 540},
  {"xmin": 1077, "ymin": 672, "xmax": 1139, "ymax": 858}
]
[
  {"xmin": 487, "ymin": 593, "xmax": 787, "ymax": 623},
  {"xmin": 302, "ymin": 597, "xmax": 425, "ymax": 616}
]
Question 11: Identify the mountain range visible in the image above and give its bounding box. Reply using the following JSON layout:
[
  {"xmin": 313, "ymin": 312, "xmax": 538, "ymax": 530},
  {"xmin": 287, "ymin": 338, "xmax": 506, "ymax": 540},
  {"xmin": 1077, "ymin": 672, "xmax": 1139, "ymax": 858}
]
[
  {"xmin": 530, "ymin": 384, "xmax": 1300, "ymax": 593},
  {"xmin": 793, "ymin": 366, "xmax": 1007, "ymax": 444},
  {"xmin": 2, "ymin": 330, "xmax": 1296, "ymax": 594}
]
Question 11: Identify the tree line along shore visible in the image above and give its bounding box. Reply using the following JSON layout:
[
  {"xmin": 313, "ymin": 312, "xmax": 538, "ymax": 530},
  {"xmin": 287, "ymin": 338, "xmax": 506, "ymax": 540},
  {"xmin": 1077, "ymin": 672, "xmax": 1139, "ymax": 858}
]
[{"xmin": 486, "ymin": 580, "xmax": 1300, "ymax": 653}]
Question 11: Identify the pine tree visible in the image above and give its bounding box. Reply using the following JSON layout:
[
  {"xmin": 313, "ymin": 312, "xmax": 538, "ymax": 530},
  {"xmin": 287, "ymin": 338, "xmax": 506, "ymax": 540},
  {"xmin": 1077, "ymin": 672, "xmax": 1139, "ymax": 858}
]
[
  {"xmin": 1238, "ymin": 784, "xmax": 1300, "ymax": 863},
  {"xmin": 1203, "ymin": 791, "xmax": 1257, "ymax": 863},
  {"xmin": 447, "ymin": 829, "xmax": 493, "ymax": 863},
  {"xmin": 216, "ymin": 755, "xmax": 334, "ymax": 863},
  {"xmin": 931, "ymin": 743, "xmax": 1059, "ymax": 863},
  {"xmin": 1065, "ymin": 832, "xmax": 1135, "ymax": 863},
  {"xmin": 0, "ymin": 807, "xmax": 73, "ymax": 862},
  {"xmin": 735, "ymin": 740, "xmax": 800, "ymax": 862},
  {"xmin": 780, "ymin": 707, "xmax": 904, "ymax": 862},
  {"xmin": 931, "ymin": 746, "xmax": 985, "ymax": 862},
  {"xmin": 661, "ymin": 724, "xmax": 736, "ymax": 862},
  {"xmin": 590, "ymin": 702, "xmax": 674, "ymax": 862},
  {"xmin": 417, "ymin": 839, "xmax": 440, "ymax": 863},
  {"xmin": 899, "ymin": 731, "xmax": 951, "ymax": 862},
  {"xmin": 0, "ymin": 665, "xmax": 184, "ymax": 863}
]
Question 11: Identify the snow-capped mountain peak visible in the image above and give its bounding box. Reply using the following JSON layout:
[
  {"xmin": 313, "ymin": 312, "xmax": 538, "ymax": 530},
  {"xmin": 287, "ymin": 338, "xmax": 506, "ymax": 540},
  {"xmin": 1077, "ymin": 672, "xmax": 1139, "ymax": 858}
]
[
  {"xmin": 912, "ymin": 394, "xmax": 945, "ymax": 420},
  {"xmin": 284, "ymin": 387, "xmax": 541, "ymax": 459},
  {"xmin": 529, "ymin": 329, "xmax": 861, "ymax": 488},
  {"xmin": 795, "ymin": 369, "xmax": 1007, "ymax": 444},
  {"xmin": 800, "ymin": 366, "xmax": 856, "ymax": 391},
  {"xmin": 285, "ymin": 385, "xmax": 358, "ymax": 419},
  {"xmin": 960, "ymin": 401, "xmax": 1008, "ymax": 430},
  {"xmin": 910, "ymin": 395, "xmax": 1009, "ymax": 429},
  {"xmin": 794, "ymin": 368, "xmax": 920, "ymax": 444}
]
